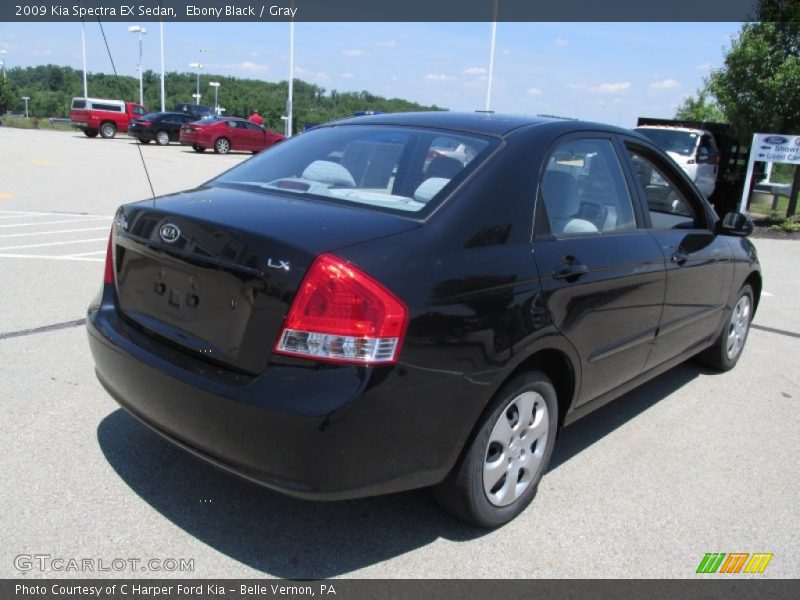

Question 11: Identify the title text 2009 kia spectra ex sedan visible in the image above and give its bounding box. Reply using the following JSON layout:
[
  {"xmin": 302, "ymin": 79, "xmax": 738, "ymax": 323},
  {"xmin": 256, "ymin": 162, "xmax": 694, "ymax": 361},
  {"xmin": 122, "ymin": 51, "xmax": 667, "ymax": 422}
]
[{"xmin": 87, "ymin": 112, "xmax": 761, "ymax": 527}]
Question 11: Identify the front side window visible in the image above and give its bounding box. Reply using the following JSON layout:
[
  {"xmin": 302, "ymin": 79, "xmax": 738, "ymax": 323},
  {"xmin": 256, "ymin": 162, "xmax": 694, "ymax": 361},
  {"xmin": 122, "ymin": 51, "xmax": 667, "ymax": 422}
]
[
  {"xmin": 539, "ymin": 138, "xmax": 636, "ymax": 235},
  {"xmin": 213, "ymin": 125, "xmax": 495, "ymax": 214},
  {"xmin": 627, "ymin": 149, "xmax": 704, "ymax": 230}
]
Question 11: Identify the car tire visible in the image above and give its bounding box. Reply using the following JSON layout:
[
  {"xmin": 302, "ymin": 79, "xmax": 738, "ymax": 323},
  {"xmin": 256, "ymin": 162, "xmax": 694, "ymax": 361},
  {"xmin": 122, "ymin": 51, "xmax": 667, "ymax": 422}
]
[
  {"xmin": 434, "ymin": 371, "xmax": 558, "ymax": 528},
  {"xmin": 100, "ymin": 123, "xmax": 116, "ymax": 139},
  {"xmin": 192, "ymin": 144, "xmax": 206, "ymax": 153},
  {"xmin": 83, "ymin": 129, "xmax": 98, "ymax": 138},
  {"xmin": 697, "ymin": 284, "xmax": 754, "ymax": 371},
  {"xmin": 214, "ymin": 137, "xmax": 231, "ymax": 154},
  {"xmin": 155, "ymin": 130, "xmax": 170, "ymax": 146}
]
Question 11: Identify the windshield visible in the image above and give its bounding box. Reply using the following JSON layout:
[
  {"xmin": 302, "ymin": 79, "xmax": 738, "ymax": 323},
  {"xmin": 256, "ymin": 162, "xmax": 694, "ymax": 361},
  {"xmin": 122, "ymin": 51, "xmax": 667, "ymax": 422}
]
[
  {"xmin": 212, "ymin": 125, "xmax": 496, "ymax": 214},
  {"xmin": 636, "ymin": 128, "xmax": 699, "ymax": 157}
]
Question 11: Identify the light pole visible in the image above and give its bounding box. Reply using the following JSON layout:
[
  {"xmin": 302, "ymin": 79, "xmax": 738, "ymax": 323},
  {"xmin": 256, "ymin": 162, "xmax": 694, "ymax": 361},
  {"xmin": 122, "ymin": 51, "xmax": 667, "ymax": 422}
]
[
  {"xmin": 80, "ymin": 23, "xmax": 88, "ymax": 97},
  {"xmin": 22, "ymin": 96, "xmax": 30, "ymax": 119},
  {"xmin": 0, "ymin": 49, "xmax": 7, "ymax": 79},
  {"xmin": 485, "ymin": 0, "xmax": 499, "ymax": 112},
  {"xmin": 286, "ymin": 19, "xmax": 294, "ymax": 137},
  {"xmin": 159, "ymin": 22, "xmax": 165, "ymax": 112},
  {"xmin": 128, "ymin": 26, "xmax": 147, "ymax": 106},
  {"xmin": 189, "ymin": 62, "xmax": 203, "ymax": 103},
  {"xmin": 209, "ymin": 81, "xmax": 220, "ymax": 113}
]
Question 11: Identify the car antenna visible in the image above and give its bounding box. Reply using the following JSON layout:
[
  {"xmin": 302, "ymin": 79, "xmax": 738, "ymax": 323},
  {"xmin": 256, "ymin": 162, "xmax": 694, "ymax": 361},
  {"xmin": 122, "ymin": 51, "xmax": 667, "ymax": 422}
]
[{"xmin": 94, "ymin": 13, "xmax": 156, "ymax": 200}]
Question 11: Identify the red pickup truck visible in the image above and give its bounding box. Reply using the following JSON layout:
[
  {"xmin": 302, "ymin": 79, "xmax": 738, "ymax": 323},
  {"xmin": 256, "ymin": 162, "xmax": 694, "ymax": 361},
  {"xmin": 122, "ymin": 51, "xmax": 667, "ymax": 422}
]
[{"xmin": 70, "ymin": 97, "xmax": 147, "ymax": 139}]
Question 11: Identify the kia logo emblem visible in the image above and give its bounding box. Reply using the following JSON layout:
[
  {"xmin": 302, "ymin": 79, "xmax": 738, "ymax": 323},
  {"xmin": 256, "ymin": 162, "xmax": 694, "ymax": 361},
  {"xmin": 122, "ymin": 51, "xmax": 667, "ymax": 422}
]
[{"xmin": 159, "ymin": 223, "xmax": 181, "ymax": 243}]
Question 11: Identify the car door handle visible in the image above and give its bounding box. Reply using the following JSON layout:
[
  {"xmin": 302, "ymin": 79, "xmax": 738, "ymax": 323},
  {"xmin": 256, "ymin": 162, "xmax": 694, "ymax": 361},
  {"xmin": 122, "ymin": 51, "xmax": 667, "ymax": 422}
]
[
  {"xmin": 671, "ymin": 251, "xmax": 688, "ymax": 266},
  {"xmin": 553, "ymin": 263, "xmax": 589, "ymax": 280}
]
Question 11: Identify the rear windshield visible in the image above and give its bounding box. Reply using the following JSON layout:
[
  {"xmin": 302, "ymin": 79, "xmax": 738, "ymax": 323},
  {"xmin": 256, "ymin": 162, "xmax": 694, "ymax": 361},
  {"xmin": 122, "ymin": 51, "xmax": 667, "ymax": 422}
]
[
  {"xmin": 635, "ymin": 128, "xmax": 699, "ymax": 157},
  {"xmin": 141, "ymin": 112, "xmax": 161, "ymax": 120},
  {"xmin": 212, "ymin": 125, "xmax": 496, "ymax": 214}
]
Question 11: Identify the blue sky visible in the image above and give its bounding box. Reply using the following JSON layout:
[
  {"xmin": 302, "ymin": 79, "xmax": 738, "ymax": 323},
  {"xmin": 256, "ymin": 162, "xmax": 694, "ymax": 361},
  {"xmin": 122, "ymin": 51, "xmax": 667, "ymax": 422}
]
[{"xmin": 0, "ymin": 21, "xmax": 741, "ymax": 126}]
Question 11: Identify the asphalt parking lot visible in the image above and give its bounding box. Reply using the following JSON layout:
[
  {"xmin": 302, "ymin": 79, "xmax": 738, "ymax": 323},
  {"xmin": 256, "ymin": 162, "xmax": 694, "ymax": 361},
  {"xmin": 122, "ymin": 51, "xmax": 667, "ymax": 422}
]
[{"xmin": 0, "ymin": 126, "xmax": 798, "ymax": 579}]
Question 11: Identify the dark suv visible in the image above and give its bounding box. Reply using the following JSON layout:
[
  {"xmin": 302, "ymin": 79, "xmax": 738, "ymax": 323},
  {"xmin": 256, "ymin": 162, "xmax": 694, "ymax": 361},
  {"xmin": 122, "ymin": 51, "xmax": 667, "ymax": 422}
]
[
  {"xmin": 173, "ymin": 103, "xmax": 216, "ymax": 119},
  {"xmin": 88, "ymin": 112, "xmax": 761, "ymax": 527}
]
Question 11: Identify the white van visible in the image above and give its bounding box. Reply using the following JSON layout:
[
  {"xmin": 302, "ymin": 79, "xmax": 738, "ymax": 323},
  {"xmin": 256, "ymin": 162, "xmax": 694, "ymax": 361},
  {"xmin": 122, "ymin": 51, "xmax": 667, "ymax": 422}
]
[{"xmin": 634, "ymin": 125, "xmax": 720, "ymax": 198}]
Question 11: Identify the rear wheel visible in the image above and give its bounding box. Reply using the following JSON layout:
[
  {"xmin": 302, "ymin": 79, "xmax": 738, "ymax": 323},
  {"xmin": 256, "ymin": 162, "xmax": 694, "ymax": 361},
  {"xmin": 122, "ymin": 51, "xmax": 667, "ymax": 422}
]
[
  {"xmin": 192, "ymin": 144, "xmax": 206, "ymax": 153},
  {"xmin": 434, "ymin": 371, "xmax": 558, "ymax": 528},
  {"xmin": 155, "ymin": 130, "xmax": 170, "ymax": 146},
  {"xmin": 83, "ymin": 129, "xmax": 98, "ymax": 138},
  {"xmin": 214, "ymin": 137, "xmax": 231, "ymax": 154},
  {"xmin": 698, "ymin": 284, "xmax": 754, "ymax": 371},
  {"xmin": 99, "ymin": 122, "xmax": 116, "ymax": 139}
]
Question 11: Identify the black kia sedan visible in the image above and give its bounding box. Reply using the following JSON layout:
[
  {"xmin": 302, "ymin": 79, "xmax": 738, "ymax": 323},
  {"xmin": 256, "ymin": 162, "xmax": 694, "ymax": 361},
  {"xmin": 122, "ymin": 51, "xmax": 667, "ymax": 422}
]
[
  {"xmin": 88, "ymin": 112, "xmax": 761, "ymax": 527},
  {"xmin": 128, "ymin": 112, "xmax": 199, "ymax": 145}
]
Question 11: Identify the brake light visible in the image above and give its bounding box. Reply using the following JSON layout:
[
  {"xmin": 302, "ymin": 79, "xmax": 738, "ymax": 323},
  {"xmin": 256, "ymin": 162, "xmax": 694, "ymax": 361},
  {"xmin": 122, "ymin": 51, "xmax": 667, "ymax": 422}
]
[
  {"xmin": 274, "ymin": 254, "xmax": 409, "ymax": 364},
  {"xmin": 103, "ymin": 231, "xmax": 114, "ymax": 285},
  {"xmin": 139, "ymin": 120, "xmax": 152, "ymax": 127}
]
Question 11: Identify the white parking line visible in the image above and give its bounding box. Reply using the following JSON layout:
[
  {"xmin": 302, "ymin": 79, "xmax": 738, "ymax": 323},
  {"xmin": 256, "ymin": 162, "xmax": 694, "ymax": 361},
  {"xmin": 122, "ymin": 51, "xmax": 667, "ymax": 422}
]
[
  {"xmin": 0, "ymin": 226, "xmax": 110, "ymax": 239},
  {"xmin": 64, "ymin": 250, "xmax": 107, "ymax": 257},
  {"xmin": 0, "ymin": 217, "xmax": 112, "ymax": 229},
  {"xmin": 0, "ymin": 237, "xmax": 107, "ymax": 251},
  {"xmin": 0, "ymin": 209, "xmax": 112, "ymax": 219},
  {"xmin": 0, "ymin": 253, "xmax": 104, "ymax": 262}
]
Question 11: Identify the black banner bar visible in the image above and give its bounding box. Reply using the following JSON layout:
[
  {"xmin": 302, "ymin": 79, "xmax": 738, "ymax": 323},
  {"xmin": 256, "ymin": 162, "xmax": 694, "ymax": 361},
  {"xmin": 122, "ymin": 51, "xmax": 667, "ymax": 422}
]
[
  {"xmin": 2, "ymin": 579, "xmax": 800, "ymax": 600},
  {"xmin": 3, "ymin": 0, "xmax": 763, "ymax": 23}
]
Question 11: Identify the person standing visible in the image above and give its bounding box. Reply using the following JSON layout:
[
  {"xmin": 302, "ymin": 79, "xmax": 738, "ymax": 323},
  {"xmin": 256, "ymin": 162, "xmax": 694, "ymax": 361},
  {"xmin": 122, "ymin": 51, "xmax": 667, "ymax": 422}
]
[{"xmin": 249, "ymin": 109, "xmax": 264, "ymax": 126}]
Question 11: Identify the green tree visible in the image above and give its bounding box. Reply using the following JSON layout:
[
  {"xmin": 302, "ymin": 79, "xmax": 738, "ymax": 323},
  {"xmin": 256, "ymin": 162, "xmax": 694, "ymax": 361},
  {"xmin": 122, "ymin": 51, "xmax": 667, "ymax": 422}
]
[
  {"xmin": 0, "ymin": 75, "xmax": 15, "ymax": 114},
  {"xmin": 707, "ymin": 1, "xmax": 800, "ymax": 214},
  {"xmin": 674, "ymin": 89, "xmax": 726, "ymax": 122}
]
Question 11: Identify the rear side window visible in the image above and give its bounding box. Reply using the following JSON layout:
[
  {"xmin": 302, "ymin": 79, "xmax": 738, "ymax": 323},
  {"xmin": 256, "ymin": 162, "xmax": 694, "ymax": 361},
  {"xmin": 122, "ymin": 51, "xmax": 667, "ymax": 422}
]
[
  {"xmin": 213, "ymin": 125, "xmax": 496, "ymax": 214},
  {"xmin": 539, "ymin": 138, "xmax": 636, "ymax": 235},
  {"xmin": 71, "ymin": 99, "xmax": 86, "ymax": 109},
  {"xmin": 626, "ymin": 149, "xmax": 704, "ymax": 230},
  {"xmin": 92, "ymin": 103, "xmax": 123, "ymax": 112}
]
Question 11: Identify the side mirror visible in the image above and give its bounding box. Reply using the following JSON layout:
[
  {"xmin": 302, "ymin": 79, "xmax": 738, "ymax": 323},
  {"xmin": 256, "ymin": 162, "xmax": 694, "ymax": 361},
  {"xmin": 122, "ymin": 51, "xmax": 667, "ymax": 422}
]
[
  {"xmin": 719, "ymin": 211, "xmax": 754, "ymax": 237},
  {"xmin": 696, "ymin": 147, "xmax": 711, "ymax": 163}
]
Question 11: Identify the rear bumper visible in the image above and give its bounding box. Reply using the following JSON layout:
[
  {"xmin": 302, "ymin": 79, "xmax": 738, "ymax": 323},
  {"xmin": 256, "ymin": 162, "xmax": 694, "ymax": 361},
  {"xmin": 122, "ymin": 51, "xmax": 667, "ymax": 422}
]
[
  {"xmin": 87, "ymin": 289, "xmax": 460, "ymax": 500},
  {"xmin": 128, "ymin": 129, "xmax": 153, "ymax": 141}
]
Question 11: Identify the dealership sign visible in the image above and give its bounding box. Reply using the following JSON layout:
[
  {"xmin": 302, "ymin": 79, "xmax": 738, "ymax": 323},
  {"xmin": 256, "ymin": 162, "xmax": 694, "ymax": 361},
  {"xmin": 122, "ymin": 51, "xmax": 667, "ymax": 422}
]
[{"xmin": 740, "ymin": 132, "xmax": 800, "ymax": 212}]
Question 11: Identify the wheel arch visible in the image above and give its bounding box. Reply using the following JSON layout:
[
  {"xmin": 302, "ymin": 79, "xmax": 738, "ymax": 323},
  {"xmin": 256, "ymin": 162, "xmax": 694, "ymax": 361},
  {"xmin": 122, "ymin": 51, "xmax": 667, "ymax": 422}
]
[{"xmin": 744, "ymin": 270, "xmax": 762, "ymax": 314}]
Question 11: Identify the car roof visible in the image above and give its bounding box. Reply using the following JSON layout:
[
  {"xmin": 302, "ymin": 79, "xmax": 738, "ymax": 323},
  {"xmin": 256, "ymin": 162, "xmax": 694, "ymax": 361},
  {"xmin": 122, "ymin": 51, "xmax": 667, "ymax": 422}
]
[
  {"xmin": 636, "ymin": 125, "xmax": 706, "ymax": 135},
  {"xmin": 326, "ymin": 111, "xmax": 633, "ymax": 138}
]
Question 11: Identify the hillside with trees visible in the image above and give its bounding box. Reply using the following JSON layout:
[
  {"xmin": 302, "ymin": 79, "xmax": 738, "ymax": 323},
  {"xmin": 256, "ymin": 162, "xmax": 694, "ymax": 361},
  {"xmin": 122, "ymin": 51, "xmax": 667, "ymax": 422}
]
[{"xmin": 1, "ymin": 64, "xmax": 444, "ymax": 131}]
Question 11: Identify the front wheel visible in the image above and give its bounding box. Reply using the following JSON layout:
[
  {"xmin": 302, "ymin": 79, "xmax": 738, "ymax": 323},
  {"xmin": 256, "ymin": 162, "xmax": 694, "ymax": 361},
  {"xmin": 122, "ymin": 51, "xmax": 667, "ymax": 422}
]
[
  {"xmin": 99, "ymin": 122, "xmax": 116, "ymax": 139},
  {"xmin": 214, "ymin": 137, "xmax": 231, "ymax": 154},
  {"xmin": 434, "ymin": 371, "xmax": 558, "ymax": 528},
  {"xmin": 698, "ymin": 284, "xmax": 754, "ymax": 371}
]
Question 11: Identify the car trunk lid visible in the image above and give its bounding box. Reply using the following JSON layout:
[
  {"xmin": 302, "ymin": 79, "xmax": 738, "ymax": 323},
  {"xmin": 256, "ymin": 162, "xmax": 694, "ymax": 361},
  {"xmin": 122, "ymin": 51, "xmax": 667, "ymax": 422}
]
[{"xmin": 112, "ymin": 184, "xmax": 418, "ymax": 374}]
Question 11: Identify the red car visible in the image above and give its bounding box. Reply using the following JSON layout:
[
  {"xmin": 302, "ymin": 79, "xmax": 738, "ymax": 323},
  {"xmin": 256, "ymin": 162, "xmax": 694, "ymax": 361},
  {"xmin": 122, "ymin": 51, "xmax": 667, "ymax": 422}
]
[{"xmin": 179, "ymin": 116, "xmax": 285, "ymax": 154}]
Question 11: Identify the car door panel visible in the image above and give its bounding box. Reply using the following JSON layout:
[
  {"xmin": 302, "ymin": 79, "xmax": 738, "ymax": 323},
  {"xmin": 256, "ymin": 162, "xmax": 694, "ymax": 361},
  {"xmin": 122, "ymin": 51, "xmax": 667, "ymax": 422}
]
[
  {"xmin": 621, "ymin": 141, "xmax": 735, "ymax": 369},
  {"xmin": 533, "ymin": 135, "xmax": 666, "ymax": 406}
]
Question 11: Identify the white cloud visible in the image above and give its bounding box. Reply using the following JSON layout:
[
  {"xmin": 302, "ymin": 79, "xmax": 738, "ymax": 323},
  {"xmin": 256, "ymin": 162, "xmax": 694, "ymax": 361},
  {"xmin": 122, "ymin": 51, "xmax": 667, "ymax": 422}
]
[
  {"xmin": 342, "ymin": 49, "xmax": 368, "ymax": 57},
  {"xmin": 696, "ymin": 63, "xmax": 715, "ymax": 71},
  {"xmin": 211, "ymin": 61, "xmax": 268, "ymax": 74},
  {"xmin": 376, "ymin": 40, "xmax": 397, "ymax": 48},
  {"xmin": 568, "ymin": 81, "xmax": 631, "ymax": 94},
  {"xmin": 424, "ymin": 73, "xmax": 457, "ymax": 82},
  {"xmin": 554, "ymin": 38, "xmax": 570, "ymax": 47},
  {"xmin": 390, "ymin": 75, "xmax": 399, "ymax": 82},
  {"xmin": 295, "ymin": 66, "xmax": 330, "ymax": 82},
  {"xmin": 463, "ymin": 67, "xmax": 487, "ymax": 76},
  {"xmin": 340, "ymin": 72, "xmax": 355, "ymax": 79},
  {"xmin": 526, "ymin": 87, "xmax": 543, "ymax": 96},
  {"xmin": 31, "ymin": 50, "xmax": 53, "ymax": 57},
  {"xmin": 649, "ymin": 78, "xmax": 681, "ymax": 90}
]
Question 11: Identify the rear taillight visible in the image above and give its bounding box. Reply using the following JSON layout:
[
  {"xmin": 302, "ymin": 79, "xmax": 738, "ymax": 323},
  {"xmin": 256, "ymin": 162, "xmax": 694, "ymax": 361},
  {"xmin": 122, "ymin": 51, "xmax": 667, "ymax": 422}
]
[
  {"xmin": 274, "ymin": 254, "xmax": 409, "ymax": 364},
  {"xmin": 103, "ymin": 231, "xmax": 114, "ymax": 285},
  {"xmin": 139, "ymin": 120, "xmax": 152, "ymax": 127}
]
